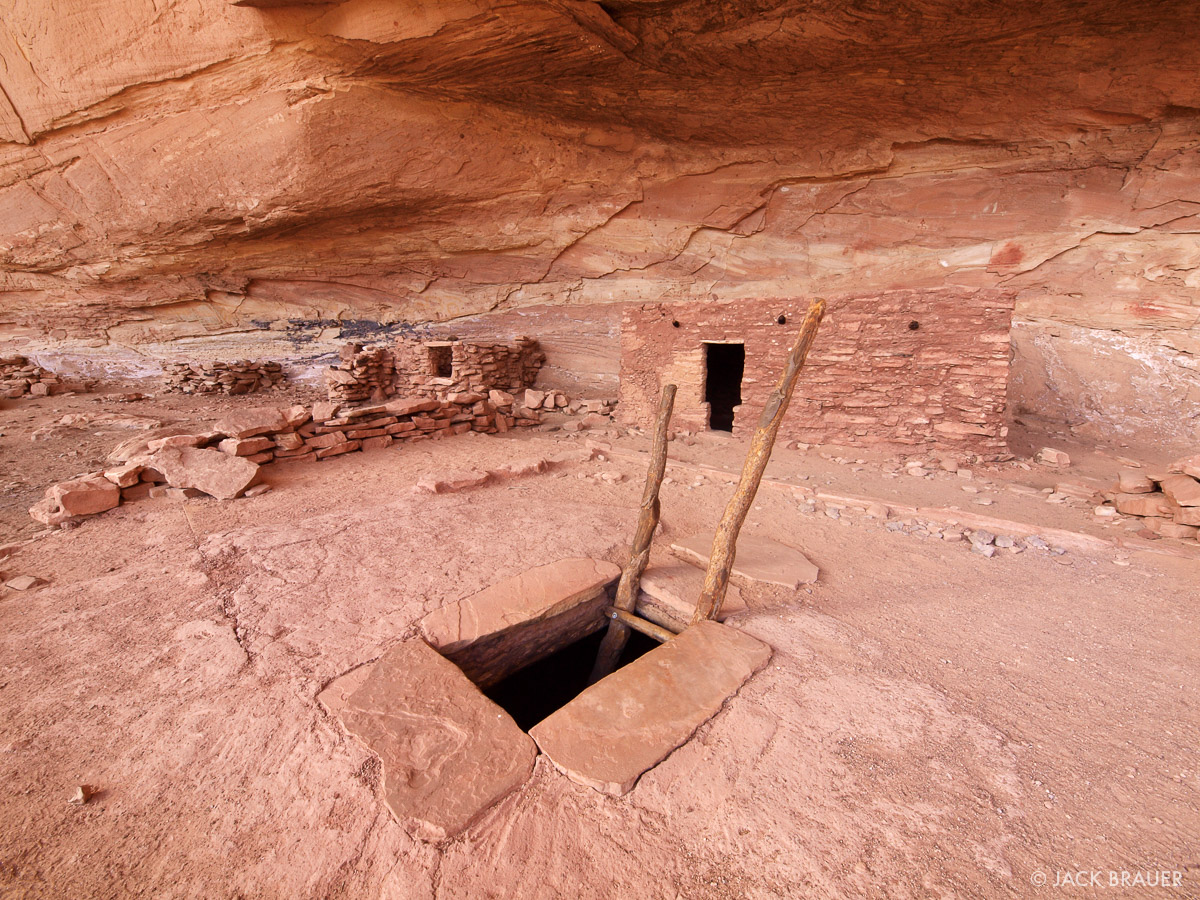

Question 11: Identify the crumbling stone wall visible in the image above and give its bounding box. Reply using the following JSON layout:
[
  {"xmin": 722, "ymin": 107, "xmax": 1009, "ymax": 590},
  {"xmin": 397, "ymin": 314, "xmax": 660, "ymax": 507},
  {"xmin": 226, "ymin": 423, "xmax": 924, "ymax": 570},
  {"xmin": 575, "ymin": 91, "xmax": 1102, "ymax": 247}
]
[
  {"xmin": 393, "ymin": 337, "xmax": 544, "ymax": 399},
  {"xmin": 29, "ymin": 393, "xmax": 551, "ymax": 526},
  {"xmin": 324, "ymin": 344, "xmax": 397, "ymax": 403},
  {"xmin": 162, "ymin": 360, "xmax": 285, "ymax": 395},
  {"xmin": 1, "ymin": 355, "xmax": 71, "ymax": 398},
  {"xmin": 619, "ymin": 289, "xmax": 1015, "ymax": 454}
]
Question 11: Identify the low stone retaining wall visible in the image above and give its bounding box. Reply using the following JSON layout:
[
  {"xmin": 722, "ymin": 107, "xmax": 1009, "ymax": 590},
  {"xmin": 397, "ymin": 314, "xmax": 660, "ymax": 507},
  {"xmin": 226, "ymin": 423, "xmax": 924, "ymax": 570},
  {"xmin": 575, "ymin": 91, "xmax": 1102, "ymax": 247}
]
[
  {"xmin": 162, "ymin": 360, "xmax": 285, "ymax": 395},
  {"xmin": 28, "ymin": 391, "xmax": 578, "ymax": 527}
]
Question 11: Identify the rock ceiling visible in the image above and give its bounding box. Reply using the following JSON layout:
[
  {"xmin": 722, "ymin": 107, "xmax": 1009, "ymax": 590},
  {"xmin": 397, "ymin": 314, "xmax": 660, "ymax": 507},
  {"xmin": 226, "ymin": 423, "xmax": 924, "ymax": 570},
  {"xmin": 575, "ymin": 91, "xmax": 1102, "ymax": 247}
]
[{"xmin": 1, "ymin": 0, "xmax": 1198, "ymax": 444}]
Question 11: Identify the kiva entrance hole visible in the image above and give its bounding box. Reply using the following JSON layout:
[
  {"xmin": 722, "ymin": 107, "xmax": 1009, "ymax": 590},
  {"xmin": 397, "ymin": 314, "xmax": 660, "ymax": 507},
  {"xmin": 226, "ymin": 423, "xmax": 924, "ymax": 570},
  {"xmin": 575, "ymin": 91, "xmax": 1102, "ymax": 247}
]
[
  {"xmin": 704, "ymin": 341, "xmax": 745, "ymax": 432},
  {"xmin": 482, "ymin": 628, "xmax": 658, "ymax": 731}
]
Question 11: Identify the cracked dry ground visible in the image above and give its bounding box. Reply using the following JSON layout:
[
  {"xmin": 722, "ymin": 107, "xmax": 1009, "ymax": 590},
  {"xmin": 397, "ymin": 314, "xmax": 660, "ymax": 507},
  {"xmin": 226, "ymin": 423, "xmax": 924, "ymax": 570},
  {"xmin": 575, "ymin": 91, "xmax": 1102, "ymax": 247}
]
[{"xmin": 1, "ymin": 423, "xmax": 1198, "ymax": 898}]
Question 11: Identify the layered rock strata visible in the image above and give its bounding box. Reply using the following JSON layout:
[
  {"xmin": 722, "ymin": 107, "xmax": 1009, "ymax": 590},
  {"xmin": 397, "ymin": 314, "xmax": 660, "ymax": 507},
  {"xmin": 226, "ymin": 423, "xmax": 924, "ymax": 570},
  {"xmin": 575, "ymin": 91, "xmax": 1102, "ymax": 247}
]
[{"xmin": 1, "ymin": 2, "xmax": 1198, "ymax": 448}]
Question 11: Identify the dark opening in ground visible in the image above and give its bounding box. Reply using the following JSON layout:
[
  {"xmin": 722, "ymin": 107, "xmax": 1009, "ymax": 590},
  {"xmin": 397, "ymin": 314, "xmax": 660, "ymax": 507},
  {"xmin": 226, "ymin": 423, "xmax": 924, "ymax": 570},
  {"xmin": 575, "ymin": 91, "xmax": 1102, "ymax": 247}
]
[
  {"xmin": 428, "ymin": 345, "xmax": 452, "ymax": 377},
  {"xmin": 483, "ymin": 628, "xmax": 659, "ymax": 731},
  {"xmin": 704, "ymin": 342, "xmax": 745, "ymax": 431}
]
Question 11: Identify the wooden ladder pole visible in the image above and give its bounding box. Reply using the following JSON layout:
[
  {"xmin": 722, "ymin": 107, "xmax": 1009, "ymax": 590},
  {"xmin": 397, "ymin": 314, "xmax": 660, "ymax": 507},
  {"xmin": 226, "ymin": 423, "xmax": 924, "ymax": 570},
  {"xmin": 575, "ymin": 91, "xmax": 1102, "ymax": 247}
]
[
  {"xmin": 604, "ymin": 607, "xmax": 678, "ymax": 644},
  {"xmin": 692, "ymin": 298, "xmax": 827, "ymax": 624},
  {"xmin": 589, "ymin": 383, "xmax": 677, "ymax": 684}
]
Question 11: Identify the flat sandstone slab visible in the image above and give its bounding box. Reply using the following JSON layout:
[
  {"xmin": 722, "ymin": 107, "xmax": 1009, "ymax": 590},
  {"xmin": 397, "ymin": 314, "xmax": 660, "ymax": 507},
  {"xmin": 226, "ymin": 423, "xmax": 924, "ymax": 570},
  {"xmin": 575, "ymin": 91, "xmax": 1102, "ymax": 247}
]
[
  {"xmin": 339, "ymin": 640, "xmax": 536, "ymax": 842},
  {"xmin": 636, "ymin": 561, "xmax": 745, "ymax": 630},
  {"xmin": 531, "ymin": 620, "xmax": 771, "ymax": 795},
  {"xmin": 420, "ymin": 557, "xmax": 619, "ymax": 655},
  {"xmin": 670, "ymin": 533, "xmax": 819, "ymax": 588}
]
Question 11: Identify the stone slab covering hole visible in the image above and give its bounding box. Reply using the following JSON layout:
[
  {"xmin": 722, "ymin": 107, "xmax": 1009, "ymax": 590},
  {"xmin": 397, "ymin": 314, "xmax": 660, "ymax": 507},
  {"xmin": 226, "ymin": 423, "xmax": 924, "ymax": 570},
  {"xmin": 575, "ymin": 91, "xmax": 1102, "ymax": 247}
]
[{"xmin": 482, "ymin": 627, "xmax": 658, "ymax": 731}]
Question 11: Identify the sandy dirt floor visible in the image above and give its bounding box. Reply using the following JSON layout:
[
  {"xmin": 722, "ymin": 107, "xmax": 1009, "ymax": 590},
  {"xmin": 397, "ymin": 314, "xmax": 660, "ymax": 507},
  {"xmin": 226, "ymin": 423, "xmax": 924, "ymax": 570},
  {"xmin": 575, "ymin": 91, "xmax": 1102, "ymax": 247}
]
[{"xmin": 1, "ymin": 389, "xmax": 1198, "ymax": 899}]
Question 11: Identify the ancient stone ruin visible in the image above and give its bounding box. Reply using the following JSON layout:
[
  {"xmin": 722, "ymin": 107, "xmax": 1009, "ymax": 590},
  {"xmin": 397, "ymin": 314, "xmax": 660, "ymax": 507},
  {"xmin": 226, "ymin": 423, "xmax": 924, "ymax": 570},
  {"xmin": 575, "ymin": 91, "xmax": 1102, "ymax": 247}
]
[
  {"xmin": 393, "ymin": 336, "xmax": 545, "ymax": 399},
  {"xmin": 161, "ymin": 359, "xmax": 285, "ymax": 395},
  {"xmin": 619, "ymin": 289, "xmax": 1013, "ymax": 453},
  {"xmin": 2, "ymin": 2, "xmax": 1198, "ymax": 897},
  {"xmin": 1, "ymin": 355, "xmax": 73, "ymax": 398}
]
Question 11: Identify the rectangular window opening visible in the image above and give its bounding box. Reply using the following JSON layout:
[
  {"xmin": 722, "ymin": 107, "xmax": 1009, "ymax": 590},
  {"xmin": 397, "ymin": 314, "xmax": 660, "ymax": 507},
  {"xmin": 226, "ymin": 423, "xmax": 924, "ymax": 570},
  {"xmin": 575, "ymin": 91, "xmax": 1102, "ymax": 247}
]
[
  {"xmin": 704, "ymin": 342, "xmax": 745, "ymax": 432},
  {"xmin": 428, "ymin": 345, "xmax": 453, "ymax": 378}
]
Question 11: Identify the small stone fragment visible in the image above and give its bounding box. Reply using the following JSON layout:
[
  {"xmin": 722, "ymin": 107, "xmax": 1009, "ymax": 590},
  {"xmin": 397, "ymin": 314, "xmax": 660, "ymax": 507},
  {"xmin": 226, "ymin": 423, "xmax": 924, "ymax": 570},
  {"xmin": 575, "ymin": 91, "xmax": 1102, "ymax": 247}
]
[
  {"xmin": 970, "ymin": 530, "xmax": 996, "ymax": 546},
  {"xmin": 1036, "ymin": 447, "xmax": 1071, "ymax": 468},
  {"xmin": 5, "ymin": 575, "xmax": 41, "ymax": 591},
  {"xmin": 68, "ymin": 785, "xmax": 98, "ymax": 805}
]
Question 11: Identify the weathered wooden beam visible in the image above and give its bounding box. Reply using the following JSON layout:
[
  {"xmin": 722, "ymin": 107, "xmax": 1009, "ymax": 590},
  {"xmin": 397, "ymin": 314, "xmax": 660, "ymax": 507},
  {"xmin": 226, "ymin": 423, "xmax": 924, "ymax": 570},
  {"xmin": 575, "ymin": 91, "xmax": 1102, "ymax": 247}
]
[
  {"xmin": 604, "ymin": 607, "xmax": 678, "ymax": 644},
  {"xmin": 692, "ymin": 298, "xmax": 827, "ymax": 624},
  {"xmin": 589, "ymin": 383, "xmax": 677, "ymax": 683}
]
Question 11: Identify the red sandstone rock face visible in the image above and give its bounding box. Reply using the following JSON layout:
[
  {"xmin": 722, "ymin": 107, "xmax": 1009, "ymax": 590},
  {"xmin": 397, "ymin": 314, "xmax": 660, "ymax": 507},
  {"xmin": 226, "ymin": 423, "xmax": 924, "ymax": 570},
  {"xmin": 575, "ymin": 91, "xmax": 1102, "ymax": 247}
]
[{"xmin": 1, "ymin": 2, "xmax": 1198, "ymax": 447}]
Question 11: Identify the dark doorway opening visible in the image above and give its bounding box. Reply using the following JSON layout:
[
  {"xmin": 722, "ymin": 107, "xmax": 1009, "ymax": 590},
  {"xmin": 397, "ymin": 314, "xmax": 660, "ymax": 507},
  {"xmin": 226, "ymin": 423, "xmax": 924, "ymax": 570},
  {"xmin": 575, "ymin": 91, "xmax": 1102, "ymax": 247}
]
[
  {"xmin": 428, "ymin": 345, "xmax": 452, "ymax": 377},
  {"xmin": 704, "ymin": 342, "xmax": 745, "ymax": 431},
  {"xmin": 482, "ymin": 628, "xmax": 658, "ymax": 731}
]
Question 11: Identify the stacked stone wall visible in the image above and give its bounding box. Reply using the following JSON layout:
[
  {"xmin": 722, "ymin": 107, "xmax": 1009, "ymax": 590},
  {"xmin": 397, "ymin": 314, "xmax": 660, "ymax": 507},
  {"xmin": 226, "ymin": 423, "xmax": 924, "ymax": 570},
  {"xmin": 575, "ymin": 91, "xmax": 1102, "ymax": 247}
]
[
  {"xmin": 1, "ymin": 355, "xmax": 76, "ymax": 398},
  {"xmin": 618, "ymin": 290, "xmax": 1015, "ymax": 454},
  {"xmin": 162, "ymin": 360, "xmax": 285, "ymax": 395},
  {"xmin": 393, "ymin": 337, "xmax": 544, "ymax": 398}
]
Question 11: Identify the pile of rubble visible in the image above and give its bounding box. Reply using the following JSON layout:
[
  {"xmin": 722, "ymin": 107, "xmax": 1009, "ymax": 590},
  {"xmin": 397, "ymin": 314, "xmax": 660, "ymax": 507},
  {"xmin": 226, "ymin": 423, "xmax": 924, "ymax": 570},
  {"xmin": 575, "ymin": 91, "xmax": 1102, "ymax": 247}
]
[
  {"xmin": 1, "ymin": 355, "xmax": 73, "ymax": 398},
  {"xmin": 1099, "ymin": 455, "xmax": 1200, "ymax": 541},
  {"xmin": 324, "ymin": 344, "xmax": 396, "ymax": 403},
  {"xmin": 162, "ymin": 360, "xmax": 285, "ymax": 395},
  {"xmin": 28, "ymin": 389, "xmax": 617, "ymax": 526}
]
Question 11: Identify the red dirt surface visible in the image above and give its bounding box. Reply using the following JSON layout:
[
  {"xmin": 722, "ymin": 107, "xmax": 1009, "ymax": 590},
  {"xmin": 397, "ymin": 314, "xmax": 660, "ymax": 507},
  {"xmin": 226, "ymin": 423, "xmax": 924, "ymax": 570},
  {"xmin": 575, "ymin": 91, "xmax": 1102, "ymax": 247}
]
[{"xmin": 1, "ymin": 392, "xmax": 1197, "ymax": 898}]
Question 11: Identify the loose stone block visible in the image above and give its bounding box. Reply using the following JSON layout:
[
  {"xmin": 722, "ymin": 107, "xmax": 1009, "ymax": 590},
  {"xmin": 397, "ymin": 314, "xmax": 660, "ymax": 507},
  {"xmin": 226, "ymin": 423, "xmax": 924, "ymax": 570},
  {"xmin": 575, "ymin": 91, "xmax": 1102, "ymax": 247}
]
[
  {"xmin": 1113, "ymin": 492, "xmax": 1175, "ymax": 518},
  {"xmin": 50, "ymin": 475, "xmax": 121, "ymax": 517},
  {"xmin": 218, "ymin": 436, "xmax": 275, "ymax": 457},
  {"xmin": 338, "ymin": 640, "xmax": 536, "ymax": 842},
  {"xmin": 212, "ymin": 407, "xmax": 291, "ymax": 440},
  {"xmin": 148, "ymin": 446, "xmax": 260, "ymax": 500},
  {"xmin": 147, "ymin": 434, "xmax": 211, "ymax": 453},
  {"xmin": 1166, "ymin": 453, "xmax": 1200, "ymax": 480},
  {"xmin": 671, "ymin": 533, "xmax": 819, "ymax": 588},
  {"xmin": 383, "ymin": 397, "xmax": 441, "ymax": 417},
  {"xmin": 530, "ymin": 620, "xmax": 771, "ymax": 795},
  {"xmin": 316, "ymin": 440, "xmax": 362, "ymax": 459},
  {"xmin": 102, "ymin": 462, "xmax": 145, "ymax": 488},
  {"xmin": 362, "ymin": 435, "xmax": 393, "ymax": 451},
  {"xmin": 1036, "ymin": 447, "xmax": 1071, "ymax": 467},
  {"xmin": 1160, "ymin": 473, "xmax": 1200, "ymax": 507},
  {"xmin": 1117, "ymin": 468, "xmax": 1155, "ymax": 493},
  {"xmin": 635, "ymin": 561, "xmax": 745, "ymax": 631},
  {"xmin": 306, "ymin": 432, "xmax": 347, "ymax": 450}
]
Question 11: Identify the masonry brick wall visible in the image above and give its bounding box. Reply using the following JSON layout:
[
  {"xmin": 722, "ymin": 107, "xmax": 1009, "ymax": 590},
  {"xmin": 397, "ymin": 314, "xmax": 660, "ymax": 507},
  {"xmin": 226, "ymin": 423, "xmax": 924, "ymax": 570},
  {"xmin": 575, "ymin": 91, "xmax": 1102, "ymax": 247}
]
[
  {"xmin": 393, "ymin": 337, "xmax": 544, "ymax": 398},
  {"xmin": 618, "ymin": 289, "xmax": 1015, "ymax": 453},
  {"xmin": 163, "ymin": 359, "xmax": 285, "ymax": 395}
]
